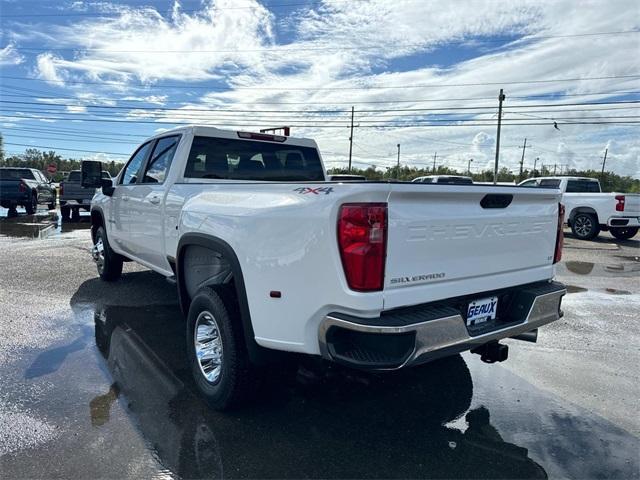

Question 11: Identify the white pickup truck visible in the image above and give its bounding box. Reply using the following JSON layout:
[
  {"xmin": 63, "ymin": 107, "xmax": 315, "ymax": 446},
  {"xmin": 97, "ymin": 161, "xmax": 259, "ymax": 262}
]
[
  {"xmin": 82, "ymin": 125, "xmax": 566, "ymax": 409},
  {"xmin": 519, "ymin": 176, "xmax": 640, "ymax": 240}
]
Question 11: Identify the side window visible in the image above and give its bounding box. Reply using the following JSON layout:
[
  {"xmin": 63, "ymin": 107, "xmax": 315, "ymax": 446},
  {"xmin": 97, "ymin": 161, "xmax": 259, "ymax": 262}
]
[
  {"xmin": 566, "ymin": 180, "xmax": 600, "ymax": 193},
  {"xmin": 520, "ymin": 180, "xmax": 538, "ymax": 187},
  {"xmin": 121, "ymin": 142, "xmax": 152, "ymax": 185},
  {"xmin": 142, "ymin": 136, "xmax": 180, "ymax": 184}
]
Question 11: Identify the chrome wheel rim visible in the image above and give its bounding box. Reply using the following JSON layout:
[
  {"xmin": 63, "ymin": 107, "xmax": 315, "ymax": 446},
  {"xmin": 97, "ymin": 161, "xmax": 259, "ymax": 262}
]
[
  {"xmin": 92, "ymin": 236, "xmax": 105, "ymax": 274},
  {"xmin": 574, "ymin": 216, "xmax": 592, "ymax": 237},
  {"xmin": 194, "ymin": 311, "xmax": 224, "ymax": 384}
]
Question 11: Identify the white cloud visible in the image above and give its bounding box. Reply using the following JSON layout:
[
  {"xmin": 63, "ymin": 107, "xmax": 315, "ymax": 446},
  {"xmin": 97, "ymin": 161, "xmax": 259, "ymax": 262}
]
[
  {"xmin": 35, "ymin": 53, "xmax": 64, "ymax": 83},
  {"xmin": 0, "ymin": 44, "xmax": 24, "ymax": 66}
]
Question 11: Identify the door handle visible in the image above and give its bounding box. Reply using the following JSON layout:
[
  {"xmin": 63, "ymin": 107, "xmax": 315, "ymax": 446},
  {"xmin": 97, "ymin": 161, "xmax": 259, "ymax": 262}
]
[{"xmin": 149, "ymin": 195, "xmax": 161, "ymax": 205}]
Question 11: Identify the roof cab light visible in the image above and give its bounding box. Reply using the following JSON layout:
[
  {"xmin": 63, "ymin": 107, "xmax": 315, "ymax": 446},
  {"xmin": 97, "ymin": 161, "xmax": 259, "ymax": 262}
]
[
  {"xmin": 337, "ymin": 203, "xmax": 387, "ymax": 291},
  {"xmin": 615, "ymin": 195, "xmax": 625, "ymax": 212},
  {"xmin": 554, "ymin": 203, "xmax": 565, "ymax": 264},
  {"xmin": 237, "ymin": 131, "xmax": 287, "ymax": 143}
]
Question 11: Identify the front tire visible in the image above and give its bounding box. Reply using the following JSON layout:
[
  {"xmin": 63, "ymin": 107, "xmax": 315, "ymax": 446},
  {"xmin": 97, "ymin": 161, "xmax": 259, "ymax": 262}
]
[
  {"xmin": 48, "ymin": 193, "xmax": 57, "ymax": 211},
  {"xmin": 571, "ymin": 213, "xmax": 599, "ymax": 240},
  {"xmin": 25, "ymin": 194, "xmax": 37, "ymax": 215},
  {"xmin": 93, "ymin": 226, "xmax": 123, "ymax": 281},
  {"xmin": 187, "ymin": 287, "xmax": 256, "ymax": 410},
  {"xmin": 610, "ymin": 227, "xmax": 638, "ymax": 240}
]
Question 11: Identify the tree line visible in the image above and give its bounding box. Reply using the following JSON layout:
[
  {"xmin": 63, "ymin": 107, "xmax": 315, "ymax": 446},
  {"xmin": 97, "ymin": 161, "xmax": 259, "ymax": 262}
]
[
  {"xmin": 327, "ymin": 165, "xmax": 640, "ymax": 193},
  {"xmin": 0, "ymin": 140, "xmax": 637, "ymax": 192}
]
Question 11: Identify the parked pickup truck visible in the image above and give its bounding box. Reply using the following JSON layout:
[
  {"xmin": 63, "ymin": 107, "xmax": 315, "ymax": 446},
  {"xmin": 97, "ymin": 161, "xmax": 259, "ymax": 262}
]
[
  {"xmin": 60, "ymin": 170, "xmax": 111, "ymax": 220},
  {"xmin": 82, "ymin": 126, "xmax": 566, "ymax": 409},
  {"xmin": 0, "ymin": 167, "xmax": 57, "ymax": 214},
  {"xmin": 519, "ymin": 176, "xmax": 640, "ymax": 240}
]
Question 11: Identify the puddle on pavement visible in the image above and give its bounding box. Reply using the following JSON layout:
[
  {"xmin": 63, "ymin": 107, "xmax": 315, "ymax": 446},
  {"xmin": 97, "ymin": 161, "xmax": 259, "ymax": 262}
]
[
  {"xmin": 0, "ymin": 208, "xmax": 91, "ymax": 239},
  {"xmin": 81, "ymin": 298, "xmax": 639, "ymax": 479},
  {"xmin": 562, "ymin": 260, "xmax": 640, "ymax": 277}
]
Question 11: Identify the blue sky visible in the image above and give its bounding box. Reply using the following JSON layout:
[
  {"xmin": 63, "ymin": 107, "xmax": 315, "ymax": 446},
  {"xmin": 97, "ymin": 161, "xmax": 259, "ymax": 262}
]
[{"xmin": 1, "ymin": 0, "xmax": 639, "ymax": 177}]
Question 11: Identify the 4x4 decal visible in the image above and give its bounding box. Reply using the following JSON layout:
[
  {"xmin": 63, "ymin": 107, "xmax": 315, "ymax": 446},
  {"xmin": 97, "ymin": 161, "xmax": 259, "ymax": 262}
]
[{"xmin": 293, "ymin": 187, "xmax": 334, "ymax": 195}]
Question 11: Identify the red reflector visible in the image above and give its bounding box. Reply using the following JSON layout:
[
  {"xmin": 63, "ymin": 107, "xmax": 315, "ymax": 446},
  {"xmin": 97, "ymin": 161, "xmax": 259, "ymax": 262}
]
[
  {"xmin": 269, "ymin": 290, "xmax": 281, "ymax": 298},
  {"xmin": 554, "ymin": 203, "xmax": 565, "ymax": 264},
  {"xmin": 615, "ymin": 195, "xmax": 625, "ymax": 212},
  {"xmin": 337, "ymin": 203, "xmax": 387, "ymax": 291},
  {"xmin": 237, "ymin": 131, "xmax": 286, "ymax": 143}
]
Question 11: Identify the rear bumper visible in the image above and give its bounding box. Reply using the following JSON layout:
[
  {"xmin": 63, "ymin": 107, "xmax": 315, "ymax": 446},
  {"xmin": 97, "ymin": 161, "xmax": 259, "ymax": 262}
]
[
  {"xmin": 319, "ymin": 281, "xmax": 566, "ymax": 369},
  {"xmin": 607, "ymin": 216, "xmax": 640, "ymax": 228}
]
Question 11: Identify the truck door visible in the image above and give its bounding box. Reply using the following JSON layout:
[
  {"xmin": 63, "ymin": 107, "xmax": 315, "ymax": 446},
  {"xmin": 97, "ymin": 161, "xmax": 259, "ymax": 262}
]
[
  {"xmin": 109, "ymin": 141, "xmax": 153, "ymax": 256},
  {"xmin": 125, "ymin": 135, "xmax": 180, "ymax": 270}
]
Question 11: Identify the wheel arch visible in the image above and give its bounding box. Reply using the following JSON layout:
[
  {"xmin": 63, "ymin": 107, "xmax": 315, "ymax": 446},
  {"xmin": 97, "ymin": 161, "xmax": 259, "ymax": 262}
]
[
  {"xmin": 177, "ymin": 233, "xmax": 265, "ymax": 364},
  {"xmin": 568, "ymin": 206, "xmax": 598, "ymax": 225}
]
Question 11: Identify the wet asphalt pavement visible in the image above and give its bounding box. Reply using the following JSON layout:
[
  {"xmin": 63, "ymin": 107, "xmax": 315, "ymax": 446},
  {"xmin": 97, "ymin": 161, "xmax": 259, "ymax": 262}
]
[{"xmin": 0, "ymin": 206, "xmax": 638, "ymax": 479}]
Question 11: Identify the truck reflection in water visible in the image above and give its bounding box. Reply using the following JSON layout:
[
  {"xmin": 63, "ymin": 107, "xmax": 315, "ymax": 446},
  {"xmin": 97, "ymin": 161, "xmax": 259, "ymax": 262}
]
[{"xmin": 91, "ymin": 304, "xmax": 547, "ymax": 479}]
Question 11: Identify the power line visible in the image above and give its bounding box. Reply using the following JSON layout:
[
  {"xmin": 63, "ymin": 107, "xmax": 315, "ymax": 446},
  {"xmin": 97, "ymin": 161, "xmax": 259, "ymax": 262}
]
[
  {"xmin": 1, "ymin": 98, "xmax": 638, "ymax": 116},
  {"xmin": 4, "ymin": 142, "xmax": 129, "ymax": 156},
  {"xmin": 8, "ymin": 30, "xmax": 639, "ymax": 52},
  {"xmin": 2, "ymin": 74, "xmax": 638, "ymax": 90},
  {"xmin": 1, "ymin": 84, "xmax": 637, "ymax": 106}
]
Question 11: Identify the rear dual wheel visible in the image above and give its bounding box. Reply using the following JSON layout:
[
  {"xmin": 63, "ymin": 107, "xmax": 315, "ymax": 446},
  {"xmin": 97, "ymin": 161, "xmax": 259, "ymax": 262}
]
[
  {"xmin": 25, "ymin": 194, "xmax": 37, "ymax": 215},
  {"xmin": 187, "ymin": 287, "xmax": 256, "ymax": 410}
]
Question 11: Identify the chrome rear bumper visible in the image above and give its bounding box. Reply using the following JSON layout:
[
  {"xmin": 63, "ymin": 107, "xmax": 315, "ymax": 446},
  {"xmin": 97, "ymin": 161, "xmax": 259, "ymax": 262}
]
[{"xmin": 319, "ymin": 281, "xmax": 566, "ymax": 369}]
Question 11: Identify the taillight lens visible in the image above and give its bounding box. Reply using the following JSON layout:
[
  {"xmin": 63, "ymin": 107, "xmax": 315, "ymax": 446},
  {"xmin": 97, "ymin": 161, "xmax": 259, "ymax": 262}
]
[
  {"xmin": 59, "ymin": 183, "xmax": 64, "ymax": 195},
  {"xmin": 338, "ymin": 203, "xmax": 387, "ymax": 291},
  {"xmin": 554, "ymin": 203, "xmax": 565, "ymax": 264},
  {"xmin": 18, "ymin": 182, "xmax": 26, "ymax": 193},
  {"xmin": 615, "ymin": 195, "xmax": 625, "ymax": 212}
]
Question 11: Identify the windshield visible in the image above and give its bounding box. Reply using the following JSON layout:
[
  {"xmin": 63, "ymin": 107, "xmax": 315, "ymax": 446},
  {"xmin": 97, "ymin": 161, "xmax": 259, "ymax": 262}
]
[
  {"xmin": 67, "ymin": 171, "xmax": 81, "ymax": 182},
  {"xmin": 0, "ymin": 169, "xmax": 35, "ymax": 180}
]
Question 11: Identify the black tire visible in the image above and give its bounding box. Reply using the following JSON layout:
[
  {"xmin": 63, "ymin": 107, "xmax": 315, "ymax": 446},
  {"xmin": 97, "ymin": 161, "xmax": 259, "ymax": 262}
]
[
  {"xmin": 610, "ymin": 227, "xmax": 638, "ymax": 240},
  {"xmin": 48, "ymin": 192, "xmax": 57, "ymax": 211},
  {"xmin": 94, "ymin": 226, "xmax": 123, "ymax": 281},
  {"xmin": 186, "ymin": 286, "xmax": 256, "ymax": 410},
  {"xmin": 71, "ymin": 208, "xmax": 81, "ymax": 222},
  {"xmin": 570, "ymin": 212, "xmax": 600, "ymax": 240},
  {"xmin": 25, "ymin": 194, "xmax": 37, "ymax": 215},
  {"xmin": 60, "ymin": 205, "xmax": 71, "ymax": 221}
]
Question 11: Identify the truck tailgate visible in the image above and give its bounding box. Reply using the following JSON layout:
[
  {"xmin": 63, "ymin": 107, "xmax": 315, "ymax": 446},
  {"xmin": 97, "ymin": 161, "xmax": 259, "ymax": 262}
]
[
  {"xmin": 621, "ymin": 194, "xmax": 640, "ymax": 215},
  {"xmin": 384, "ymin": 185, "xmax": 561, "ymax": 309}
]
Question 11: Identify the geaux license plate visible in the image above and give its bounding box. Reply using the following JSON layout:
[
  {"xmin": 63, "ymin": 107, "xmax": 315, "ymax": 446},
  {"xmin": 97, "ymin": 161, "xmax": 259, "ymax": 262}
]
[{"xmin": 466, "ymin": 296, "xmax": 498, "ymax": 326}]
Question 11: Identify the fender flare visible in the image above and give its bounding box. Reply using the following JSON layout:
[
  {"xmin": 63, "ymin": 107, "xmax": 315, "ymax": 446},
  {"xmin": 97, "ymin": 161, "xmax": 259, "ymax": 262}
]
[{"xmin": 176, "ymin": 233, "xmax": 266, "ymax": 364}]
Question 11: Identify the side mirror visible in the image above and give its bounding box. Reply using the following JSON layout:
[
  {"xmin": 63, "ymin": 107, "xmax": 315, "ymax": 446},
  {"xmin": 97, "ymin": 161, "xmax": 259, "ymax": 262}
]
[
  {"xmin": 101, "ymin": 178, "xmax": 115, "ymax": 197},
  {"xmin": 81, "ymin": 161, "xmax": 103, "ymax": 188}
]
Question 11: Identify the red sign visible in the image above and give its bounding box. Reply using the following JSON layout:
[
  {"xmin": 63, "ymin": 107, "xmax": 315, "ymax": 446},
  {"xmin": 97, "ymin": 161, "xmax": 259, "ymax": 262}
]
[{"xmin": 47, "ymin": 163, "xmax": 57, "ymax": 174}]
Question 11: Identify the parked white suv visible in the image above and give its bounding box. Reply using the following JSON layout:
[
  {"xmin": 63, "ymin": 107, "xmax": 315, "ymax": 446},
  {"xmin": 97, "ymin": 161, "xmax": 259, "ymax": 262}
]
[
  {"xmin": 82, "ymin": 125, "xmax": 566, "ymax": 409},
  {"xmin": 519, "ymin": 176, "xmax": 640, "ymax": 240}
]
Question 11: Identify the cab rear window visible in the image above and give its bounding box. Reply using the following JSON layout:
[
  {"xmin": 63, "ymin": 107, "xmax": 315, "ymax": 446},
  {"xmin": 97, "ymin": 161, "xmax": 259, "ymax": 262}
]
[{"xmin": 184, "ymin": 136, "xmax": 324, "ymax": 181}]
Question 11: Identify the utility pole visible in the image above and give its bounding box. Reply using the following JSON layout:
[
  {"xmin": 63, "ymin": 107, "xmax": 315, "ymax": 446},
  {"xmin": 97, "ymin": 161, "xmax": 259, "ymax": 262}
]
[
  {"xmin": 467, "ymin": 158, "xmax": 473, "ymax": 175},
  {"xmin": 493, "ymin": 88, "xmax": 506, "ymax": 184},
  {"xmin": 396, "ymin": 144, "xmax": 401, "ymax": 179},
  {"xmin": 518, "ymin": 138, "xmax": 527, "ymax": 180},
  {"xmin": 432, "ymin": 152, "xmax": 438, "ymax": 173},
  {"xmin": 533, "ymin": 156, "xmax": 539, "ymax": 175},
  {"xmin": 348, "ymin": 106, "xmax": 354, "ymax": 172},
  {"xmin": 600, "ymin": 148, "xmax": 608, "ymax": 180},
  {"xmin": 553, "ymin": 163, "xmax": 557, "ymax": 175}
]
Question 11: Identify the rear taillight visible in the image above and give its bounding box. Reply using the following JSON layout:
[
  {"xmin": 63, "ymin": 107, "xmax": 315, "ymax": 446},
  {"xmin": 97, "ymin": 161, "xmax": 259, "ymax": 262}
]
[
  {"xmin": 554, "ymin": 203, "xmax": 565, "ymax": 264},
  {"xmin": 59, "ymin": 183, "xmax": 64, "ymax": 195},
  {"xmin": 337, "ymin": 203, "xmax": 387, "ymax": 291},
  {"xmin": 615, "ymin": 195, "xmax": 625, "ymax": 212},
  {"xmin": 18, "ymin": 182, "xmax": 27, "ymax": 193}
]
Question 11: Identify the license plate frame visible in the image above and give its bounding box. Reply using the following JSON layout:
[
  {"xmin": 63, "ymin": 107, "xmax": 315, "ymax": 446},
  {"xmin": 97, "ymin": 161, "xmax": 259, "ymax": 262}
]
[{"xmin": 466, "ymin": 296, "xmax": 498, "ymax": 326}]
